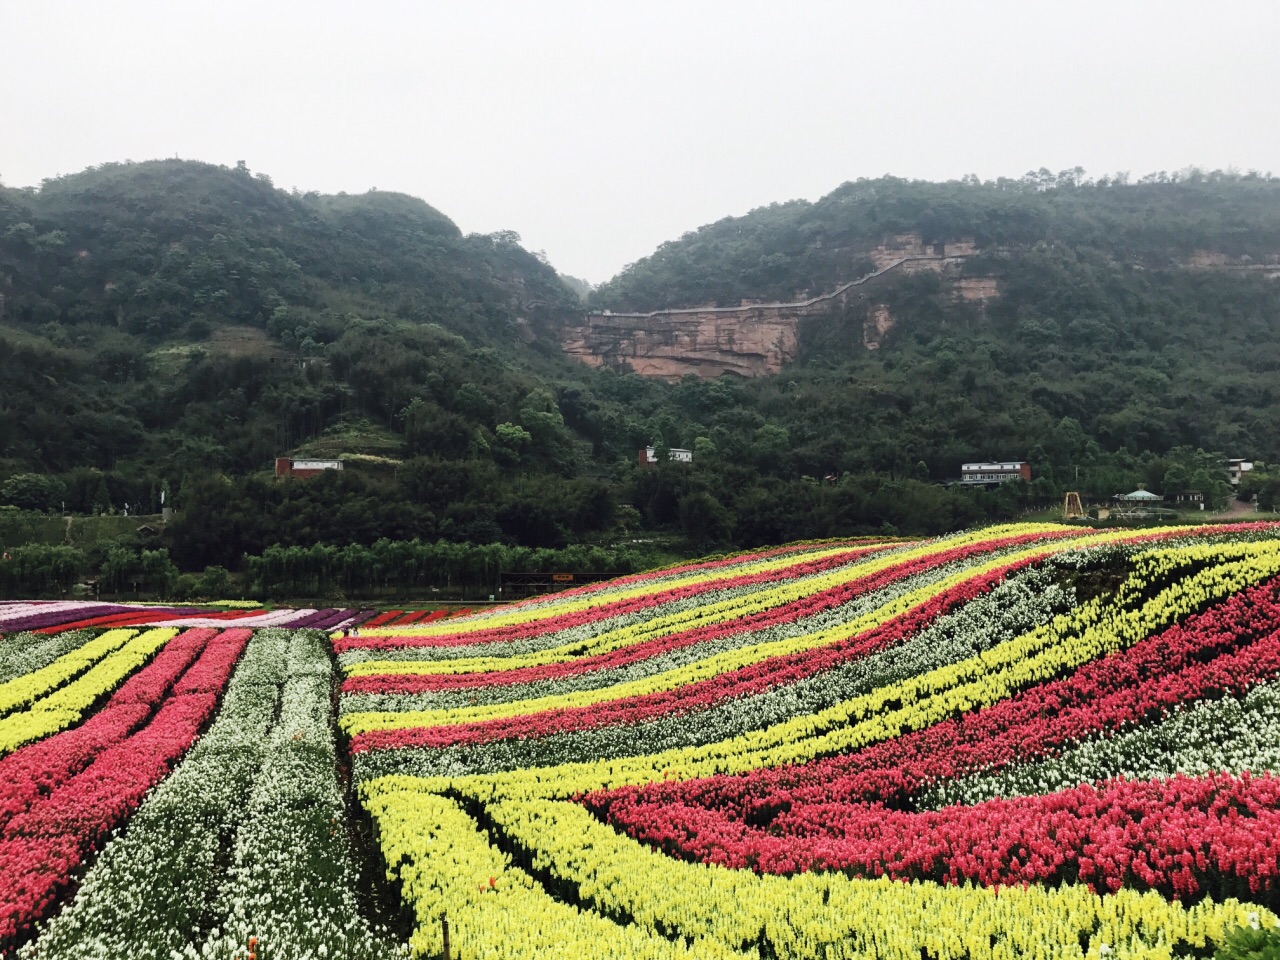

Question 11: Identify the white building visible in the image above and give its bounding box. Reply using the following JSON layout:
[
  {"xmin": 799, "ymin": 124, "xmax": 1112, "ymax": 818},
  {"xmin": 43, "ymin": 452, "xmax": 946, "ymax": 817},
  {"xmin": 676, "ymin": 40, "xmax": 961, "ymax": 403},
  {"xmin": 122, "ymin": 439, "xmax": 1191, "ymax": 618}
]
[
  {"xmin": 959, "ymin": 462, "xmax": 1031, "ymax": 485},
  {"xmin": 639, "ymin": 446, "xmax": 693, "ymax": 466},
  {"xmin": 1226, "ymin": 459, "xmax": 1254, "ymax": 486}
]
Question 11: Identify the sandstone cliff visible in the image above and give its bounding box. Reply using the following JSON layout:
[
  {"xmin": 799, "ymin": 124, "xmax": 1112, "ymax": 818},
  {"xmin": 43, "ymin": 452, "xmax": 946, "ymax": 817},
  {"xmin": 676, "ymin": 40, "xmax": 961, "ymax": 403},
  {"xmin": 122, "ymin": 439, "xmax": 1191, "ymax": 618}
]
[{"xmin": 562, "ymin": 235, "xmax": 993, "ymax": 379}]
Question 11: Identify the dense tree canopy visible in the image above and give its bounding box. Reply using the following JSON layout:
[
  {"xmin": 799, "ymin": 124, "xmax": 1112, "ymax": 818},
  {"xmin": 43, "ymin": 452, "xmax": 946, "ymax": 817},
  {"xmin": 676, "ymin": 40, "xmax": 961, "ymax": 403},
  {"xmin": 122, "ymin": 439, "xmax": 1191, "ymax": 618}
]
[{"xmin": 2, "ymin": 161, "xmax": 1279, "ymax": 593}]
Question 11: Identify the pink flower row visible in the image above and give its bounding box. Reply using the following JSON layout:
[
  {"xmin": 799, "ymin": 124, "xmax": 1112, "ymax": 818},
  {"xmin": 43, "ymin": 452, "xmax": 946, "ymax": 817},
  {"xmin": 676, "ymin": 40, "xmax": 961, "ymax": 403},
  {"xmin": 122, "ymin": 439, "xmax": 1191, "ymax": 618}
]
[
  {"xmin": 0, "ymin": 627, "xmax": 218, "ymax": 831},
  {"xmin": 0, "ymin": 628, "xmax": 251, "ymax": 946},
  {"xmin": 350, "ymin": 551, "xmax": 1050, "ymax": 752},
  {"xmin": 335, "ymin": 543, "xmax": 898, "ymax": 654}
]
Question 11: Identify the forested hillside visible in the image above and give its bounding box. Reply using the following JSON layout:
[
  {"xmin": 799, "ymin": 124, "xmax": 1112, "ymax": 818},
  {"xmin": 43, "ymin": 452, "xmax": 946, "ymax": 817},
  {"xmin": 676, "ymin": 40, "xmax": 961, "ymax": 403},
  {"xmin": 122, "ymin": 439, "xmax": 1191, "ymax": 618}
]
[
  {"xmin": 590, "ymin": 169, "xmax": 1280, "ymax": 512},
  {"xmin": 3, "ymin": 162, "xmax": 1280, "ymax": 595}
]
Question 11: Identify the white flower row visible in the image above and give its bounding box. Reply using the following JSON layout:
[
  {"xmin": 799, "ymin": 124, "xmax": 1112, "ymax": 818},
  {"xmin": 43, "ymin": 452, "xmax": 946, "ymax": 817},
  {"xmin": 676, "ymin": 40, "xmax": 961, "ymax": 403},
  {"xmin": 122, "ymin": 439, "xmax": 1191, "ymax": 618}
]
[
  {"xmin": 194, "ymin": 630, "xmax": 405, "ymax": 960},
  {"xmin": 341, "ymin": 554, "xmax": 995, "ymax": 717},
  {"xmin": 0, "ymin": 630, "xmax": 91, "ymax": 684},
  {"xmin": 22, "ymin": 630, "xmax": 403, "ymax": 960},
  {"xmin": 351, "ymin": 565, "xmax": 1074, "ymax": 782},
  {"xmin": 919, "ymin": 678, "xmax": 1280, "ymax": 809}
]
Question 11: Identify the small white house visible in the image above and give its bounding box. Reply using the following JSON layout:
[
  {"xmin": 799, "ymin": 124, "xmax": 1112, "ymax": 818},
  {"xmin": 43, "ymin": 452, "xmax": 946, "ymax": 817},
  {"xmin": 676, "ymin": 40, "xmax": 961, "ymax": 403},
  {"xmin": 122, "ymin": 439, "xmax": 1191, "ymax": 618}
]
[
  {"xmin": 959, "ymin": 462, "xmax": 1031, "ymax": 485},
  {"xmin": 639, "ymin": 446, "xmax": 693, "ymax": 467},
  {"xmin": 1226, "ymin": 459, "xmax": 1254, "ymax": 486}
]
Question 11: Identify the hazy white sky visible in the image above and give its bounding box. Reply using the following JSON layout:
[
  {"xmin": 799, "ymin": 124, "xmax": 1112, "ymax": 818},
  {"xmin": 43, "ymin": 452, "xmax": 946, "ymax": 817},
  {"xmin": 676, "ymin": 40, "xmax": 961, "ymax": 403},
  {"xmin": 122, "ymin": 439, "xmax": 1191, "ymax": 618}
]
[{"xmin": 3, "ymin": 1, "xmax": 1278, "ymax": 283}]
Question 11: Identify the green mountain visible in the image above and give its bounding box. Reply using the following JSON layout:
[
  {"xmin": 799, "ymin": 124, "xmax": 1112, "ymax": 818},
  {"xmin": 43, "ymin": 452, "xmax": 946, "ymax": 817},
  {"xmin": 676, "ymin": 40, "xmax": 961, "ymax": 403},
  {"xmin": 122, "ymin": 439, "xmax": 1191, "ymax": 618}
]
[
  {"xmin": 3, "ymin": 161, "xmax": 1280, "ymax": 589},
  {"xmin": 588, "ymin": 170, "xmax": 1280, "ymax": 501}
]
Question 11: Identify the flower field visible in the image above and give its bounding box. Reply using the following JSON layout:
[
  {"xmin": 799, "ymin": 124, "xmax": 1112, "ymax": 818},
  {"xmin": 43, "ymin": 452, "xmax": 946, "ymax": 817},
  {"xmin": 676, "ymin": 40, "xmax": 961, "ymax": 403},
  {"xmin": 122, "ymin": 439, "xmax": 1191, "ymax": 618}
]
[{"xmin": 4, "ymin": 524, "xmax": 1280, "ymax": 959}]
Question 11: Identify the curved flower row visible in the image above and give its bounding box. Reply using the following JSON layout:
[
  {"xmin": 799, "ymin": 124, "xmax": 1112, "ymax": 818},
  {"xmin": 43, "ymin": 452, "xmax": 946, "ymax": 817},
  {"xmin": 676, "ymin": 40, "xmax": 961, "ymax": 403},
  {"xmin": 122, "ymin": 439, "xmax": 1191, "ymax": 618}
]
[
  {"xmin": 363, "ymin": 782, "xmax": 1271, "ymax": 960},
  {"xmin": 349, "ymin": 564, "xmax": 1078, "ymax": 782},
  {"xmin": 365, "ymin": 539, "xmax": 891, "ymax": 637},
  {"xmin": 711, "ymin": 773, "xmax": 1280, "ymax": 901},
  {"xmin": 336, "ymin": 544, "xmax": 898, "ymax": 654},
  {"xmin": 609, "ymin": 770, "xmax": 1280, "ymax": 898},
  {"xmin": 342, "ymin": 531, "xmax": 1087, "ymax": 676},
  {"xmin": 348, "ymin": 546, "xmax": 929, "ymax": 673},
  {"xmin": 348, "ymin": 556, "xmax": 1051, "ymax": 752},
  {"xmin": 339, "ymin": 536, "xmax": 1110, "ymax": 740},
  {"xmin": 362, "ymin": 541, "xmax": 1280, "ymax": 809},
  {"xmin": 342, "ymin": 537, "xmax": 1062, "ymax": 690},
  {"xmin": 921, "ymin": 678, "xmax": 1280, "ymax": 809},
  {"xmin": 351, "ymin": 528, "xmax": 1068, "ymax": 646},
  {"xmin": 591, "ymin": 569, "xmax": 1280, "ymax": 825}
]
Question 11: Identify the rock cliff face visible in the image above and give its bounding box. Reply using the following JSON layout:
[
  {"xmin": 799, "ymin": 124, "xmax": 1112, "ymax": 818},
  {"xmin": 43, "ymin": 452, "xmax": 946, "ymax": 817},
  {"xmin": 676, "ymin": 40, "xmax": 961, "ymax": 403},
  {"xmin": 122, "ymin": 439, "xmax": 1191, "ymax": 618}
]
[
  {"xmin": 562, "ymin": 305, "xmax": 803, "ymax": 379},
  {"xmin": 563, "ymin": 236, "xmax": 993, "ymax": 379},
  {"xmin": 1185, "ymin": 250, "xmax": 1280, "ymax": 277},
  {"xmin": 863, "ymin": 304, "xmax": 895, "ymax": 350}
]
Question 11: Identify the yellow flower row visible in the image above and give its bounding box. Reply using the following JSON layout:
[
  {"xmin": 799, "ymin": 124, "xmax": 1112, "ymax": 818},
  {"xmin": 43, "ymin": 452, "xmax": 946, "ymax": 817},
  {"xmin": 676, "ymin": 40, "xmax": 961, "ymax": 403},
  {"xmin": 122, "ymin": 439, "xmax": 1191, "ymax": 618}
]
[
  {"xmin": 360, "ymin": 543, "xmax": 872, "ymax": 641},
  {"xmin": 357, "ymin": 526, "xmax": 1069, "ymax": 640},
  {"xmin": 340, "ymin": 529, "xmax": 1164, "ymax": 734},
  {"xmin": 360, "ymin": 541, "xmax": 1280, "ymax": 800},
  {"xmin": 345, "ymin": 542, "xmax": 906, "ymax": 677},
  {"xmin": 365, "ymin": 788, "xmax": 746, "ymax": 960},
  {"xmin": 498, "ymin": 795, "xmax": 1272, "ymax": 960},
  {"xmin": 367, "ymin": 785, "xmax": 1269, "ymax": 960},
  {"xmin": 347, "ymin": 529, "xmax": 1095, "ymax": 679},
  {"xmin": 0, "ymin": 627, "xmax": 179, "ymax": 755},
  {"xmin": 0, "ymin": 628, "xmax": 137, "ymax": 716}
]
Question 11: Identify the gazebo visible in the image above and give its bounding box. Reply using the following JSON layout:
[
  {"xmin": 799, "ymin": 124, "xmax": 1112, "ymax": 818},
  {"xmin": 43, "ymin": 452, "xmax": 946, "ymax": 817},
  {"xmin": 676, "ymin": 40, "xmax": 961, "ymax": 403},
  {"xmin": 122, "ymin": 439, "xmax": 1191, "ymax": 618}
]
[{"xmin": 1113, "ymin": 488, "xmax": 1164, "ymax": 518}]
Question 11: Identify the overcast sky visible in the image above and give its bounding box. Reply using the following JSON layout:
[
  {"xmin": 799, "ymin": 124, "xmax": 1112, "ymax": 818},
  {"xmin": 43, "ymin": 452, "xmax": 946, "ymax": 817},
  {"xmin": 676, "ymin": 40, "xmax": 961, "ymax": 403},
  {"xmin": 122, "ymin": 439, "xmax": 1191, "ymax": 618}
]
[{"xmin": 3, "ymin": 1, "xmax": 1278, "ymax": 283}]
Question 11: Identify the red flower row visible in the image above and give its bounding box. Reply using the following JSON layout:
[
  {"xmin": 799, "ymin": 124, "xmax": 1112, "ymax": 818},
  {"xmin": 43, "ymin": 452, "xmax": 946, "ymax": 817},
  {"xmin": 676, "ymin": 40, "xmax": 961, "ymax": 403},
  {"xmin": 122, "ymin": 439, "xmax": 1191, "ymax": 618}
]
[
  {"xmin": 0, "ymin": 628, "xmax": 218, "ymax": 831},
  {"xmin": 335, "ymin": 543, "xmax": 898, "ymax": 654},
  {"xmin": 0, "ymin": 628, "xmax": 251, "ymax": 945},
  {"xmin": 588, "ymin": 579, "xmax": 1280, "ymax": 881},
  {"xmin": 362, "ymin": 610, "xmax": 404, "ymax": 628},
  {"xmin": 32, "ymin": 607, "xmax": 266, "ymax": 634},
  {"xmin": 350, "ymin": 552, "xmax": 1049, "ymax": 752},
  {"xmin": 614, "ymin": 771, "xmax": 1280, "ymax": 899},
  {"xmin": 344, "ymin": 532, "xmax": 1089, "ymax": 695},
  {"xmin": 32, "ymin": 608, "xmax": 186, "ymax": 634}
]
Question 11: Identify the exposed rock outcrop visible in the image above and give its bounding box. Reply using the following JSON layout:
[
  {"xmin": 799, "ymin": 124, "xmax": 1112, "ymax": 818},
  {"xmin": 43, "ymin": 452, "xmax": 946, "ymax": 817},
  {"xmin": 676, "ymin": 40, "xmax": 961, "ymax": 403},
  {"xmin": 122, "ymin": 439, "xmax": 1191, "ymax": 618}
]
[
  {"xmin": 955, "ymin": 277, "xmax": 1000, "ymax": 302},
  {"xmin": 564, "ymin": 235, "xmax": 991, "ymax": 379},
  {"xmin": 1184, "ymin": 250, "xmax": 1280, "ymax": 278},
  {"xmin": 863, "ymin": 304, "xmax": 895, "ymax": 350},
  {"xmin": 562, "ymin": 308, "xmax": 799, "ymax": 379}
]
